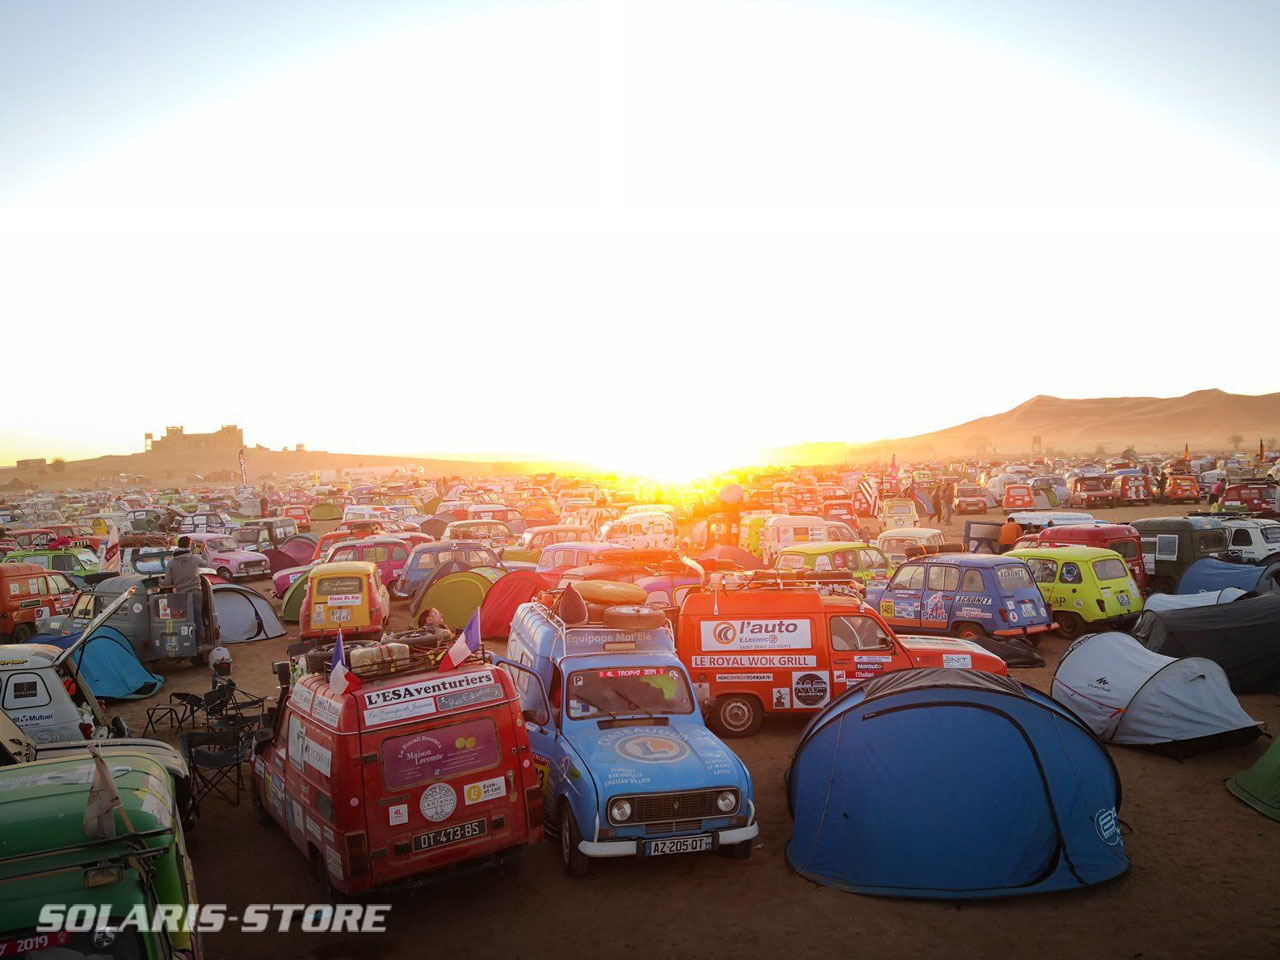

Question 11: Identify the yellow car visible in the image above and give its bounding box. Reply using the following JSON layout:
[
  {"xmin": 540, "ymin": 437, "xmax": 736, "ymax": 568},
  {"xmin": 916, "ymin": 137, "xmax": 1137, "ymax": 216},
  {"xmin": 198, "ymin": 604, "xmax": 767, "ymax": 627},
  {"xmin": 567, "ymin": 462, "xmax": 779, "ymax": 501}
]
[{"xmin": 1006, "ymin": 545, "xmax": 1143, "ymax": 639}]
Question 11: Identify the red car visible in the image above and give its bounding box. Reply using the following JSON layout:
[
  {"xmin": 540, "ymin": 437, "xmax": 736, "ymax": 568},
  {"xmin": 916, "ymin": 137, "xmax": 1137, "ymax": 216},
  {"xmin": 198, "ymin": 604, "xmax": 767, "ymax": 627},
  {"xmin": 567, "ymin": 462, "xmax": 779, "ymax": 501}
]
[
  {"xmin": 1220, "ymin": 481, "xmax": 1278, "ymax": 514},
  {"xmin": 254, "ymin": 650, "xmax": 543, "ymax": 893},
  {"xmin": 1066, "ymin": 476, "xmax": 1116, "ymax": 509},
  {"xmin": 1036, "ymin": 523, "xmax": 1147, "ymax": 592}
]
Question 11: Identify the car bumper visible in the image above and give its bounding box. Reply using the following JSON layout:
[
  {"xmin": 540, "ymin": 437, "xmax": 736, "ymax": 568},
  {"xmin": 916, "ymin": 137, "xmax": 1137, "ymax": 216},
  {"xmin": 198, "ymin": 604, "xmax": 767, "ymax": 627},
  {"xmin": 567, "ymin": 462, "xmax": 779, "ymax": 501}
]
[
  {"xmin": 992, "ymin": 623, "xmax": 1051, "ymax": 637},
  {"xmin": 578, "ymin": 821, "xmax": 759, "ymax": 858}
]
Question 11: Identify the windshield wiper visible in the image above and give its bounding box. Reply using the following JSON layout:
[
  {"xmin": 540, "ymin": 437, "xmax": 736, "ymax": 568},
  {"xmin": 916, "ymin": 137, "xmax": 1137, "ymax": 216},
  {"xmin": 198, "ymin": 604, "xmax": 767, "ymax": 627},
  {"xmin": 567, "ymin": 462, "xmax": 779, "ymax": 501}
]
[
  {"xmin": 570, "ymin": 690, "xmax": 621, "ymax": 721},
  {"xmin": 610, "ymin": 687, "xmax": 660, "ymax": 721}
]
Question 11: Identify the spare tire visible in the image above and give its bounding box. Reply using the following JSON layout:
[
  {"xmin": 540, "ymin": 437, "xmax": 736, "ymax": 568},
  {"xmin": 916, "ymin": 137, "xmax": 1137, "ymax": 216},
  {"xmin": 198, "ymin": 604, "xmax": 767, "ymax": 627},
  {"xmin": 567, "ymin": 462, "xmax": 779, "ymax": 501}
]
[
  {"xmin": 575, "ymin": 580, "xmax": 647, "ymax": 606},
  {"xmin": 305, "ymin": 639, "xmax": 375, "ymax": 675},
  {"xmin": 602, "ymin": 604, "xmax": 666, "ymax": 630}
]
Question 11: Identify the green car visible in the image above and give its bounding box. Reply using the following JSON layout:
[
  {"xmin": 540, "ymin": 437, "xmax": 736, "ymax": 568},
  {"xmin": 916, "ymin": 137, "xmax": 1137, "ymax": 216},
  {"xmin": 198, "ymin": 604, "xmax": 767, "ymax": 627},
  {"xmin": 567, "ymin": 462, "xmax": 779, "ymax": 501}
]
[
  {"xmin": 774, "ymin": 541, "xmax": 894, "ymax": 586},
  {"xmin": 2, "ymin": 547, "xmax": 102, "ymax": 577},
  {"xmin": 0, "ymin": 752, "xmax": 201, "ymax": 958}
]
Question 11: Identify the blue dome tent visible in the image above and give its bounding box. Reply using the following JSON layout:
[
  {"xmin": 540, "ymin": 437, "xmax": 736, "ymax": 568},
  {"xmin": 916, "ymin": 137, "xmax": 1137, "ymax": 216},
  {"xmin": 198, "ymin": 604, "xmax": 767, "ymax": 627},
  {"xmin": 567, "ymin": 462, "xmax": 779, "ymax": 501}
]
[{"xmin": 785, "ymin": 669, "xmax": 1128, "ymax": 899}]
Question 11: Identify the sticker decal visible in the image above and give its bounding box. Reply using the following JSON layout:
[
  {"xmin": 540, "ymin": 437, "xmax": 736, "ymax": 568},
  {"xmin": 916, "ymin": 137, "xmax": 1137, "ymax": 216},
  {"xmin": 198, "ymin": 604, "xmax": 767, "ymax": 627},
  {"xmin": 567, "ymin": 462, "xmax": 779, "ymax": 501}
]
[{"xmin": 420, "ymin": 782, "xmax": 457, "ymax": 822}]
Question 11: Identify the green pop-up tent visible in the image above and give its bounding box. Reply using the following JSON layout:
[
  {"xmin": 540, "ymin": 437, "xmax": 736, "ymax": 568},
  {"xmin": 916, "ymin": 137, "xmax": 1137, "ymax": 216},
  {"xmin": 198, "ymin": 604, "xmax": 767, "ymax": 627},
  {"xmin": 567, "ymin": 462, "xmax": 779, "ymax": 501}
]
[{"xmin": 1227, "ymin": 738, "xmax": 1280, "ymax": 821}]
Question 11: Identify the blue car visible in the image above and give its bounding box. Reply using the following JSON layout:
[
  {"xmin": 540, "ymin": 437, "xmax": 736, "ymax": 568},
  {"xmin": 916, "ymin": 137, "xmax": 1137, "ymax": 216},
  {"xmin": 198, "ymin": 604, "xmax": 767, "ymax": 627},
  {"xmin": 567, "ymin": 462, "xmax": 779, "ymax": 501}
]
[
  {"xmin": 394, "ymin": 540, "xmax": 504, "ymax": 598},
  {"xmin": 504, "ymin": 601, "xmax": 758, "ymax": 877},
  {"xmin": 866, "ymin": 553, "xmax": 1051, "ymax": 643}
]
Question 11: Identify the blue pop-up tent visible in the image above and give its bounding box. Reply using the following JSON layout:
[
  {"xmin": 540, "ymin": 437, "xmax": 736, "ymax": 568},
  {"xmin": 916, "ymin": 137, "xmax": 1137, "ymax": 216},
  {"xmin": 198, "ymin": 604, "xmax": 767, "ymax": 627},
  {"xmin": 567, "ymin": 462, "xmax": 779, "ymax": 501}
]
[
  {"xmin": 37, "ymin": 626, "xmax": 163, "ymax": 700},
  {"xmin": 786, "ymin": 669, "xmax": 1128, "ymax": 899},
  {"xmin": 1177, "ymin": 558, "xmax": 1279, "ymax": 596}
]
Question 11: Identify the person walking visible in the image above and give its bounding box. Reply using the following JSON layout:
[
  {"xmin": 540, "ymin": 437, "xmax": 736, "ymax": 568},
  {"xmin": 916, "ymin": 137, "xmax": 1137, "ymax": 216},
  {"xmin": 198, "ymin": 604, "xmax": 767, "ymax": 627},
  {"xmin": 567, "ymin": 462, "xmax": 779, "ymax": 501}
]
[
  {"xmin": 1210, "ymin": 478, "xmax": 1226, "ymax": 506},
  {"xmin": 1156, "ymin": 471, "xmax": 1168, "ymax": 503},
  {"xmin": 942, "ymin": 480, "xmax": 954, "ymax": 525},
  {"xmin": 998, "ymin": 515, "xmax": 1022, "ymax": 554},
  {"xmin": 929, "ymin": 483, "xmax": 944, "ymax": 524}
]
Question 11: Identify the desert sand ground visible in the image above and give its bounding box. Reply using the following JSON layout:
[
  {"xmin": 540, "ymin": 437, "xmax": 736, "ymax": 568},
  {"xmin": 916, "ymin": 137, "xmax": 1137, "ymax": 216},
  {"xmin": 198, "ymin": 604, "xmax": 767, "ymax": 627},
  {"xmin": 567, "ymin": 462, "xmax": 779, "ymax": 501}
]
[{"xmin": 110, "ymin": 504, "xmax": 1280, "ymax": 960}]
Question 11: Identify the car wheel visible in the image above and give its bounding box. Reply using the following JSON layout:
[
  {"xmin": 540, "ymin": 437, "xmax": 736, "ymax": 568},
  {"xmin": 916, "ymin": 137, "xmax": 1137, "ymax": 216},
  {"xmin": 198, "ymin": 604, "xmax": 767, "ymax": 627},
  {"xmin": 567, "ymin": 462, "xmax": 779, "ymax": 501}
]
[
  {"xmin": 559, "ymin": 803, "xmax": 590, "ymax": 879},
  {"xmin": 1054, "ymin": 611, "xmax": 1085, "ymax": 639},
  {"xmin": 10, "ymin": 623, "xmax": 34, "ymax": 643},
  {"xmin": 709, "ymin": 695, "xmax": 762, "ymax": 738},
  {"xmin": 190, "ymin": 649, "xmax": 208, "ymax": 668},
  {"xmin": 952, "ymin": 621, "xmax": 985, "ymax": 642},
  {"xmin": 216, "ymin": 567, "xmax": 232, "ymax": 580},
  {"xmin": 252, "ymin": 776, "xmax": 274, "ymax": 827}
]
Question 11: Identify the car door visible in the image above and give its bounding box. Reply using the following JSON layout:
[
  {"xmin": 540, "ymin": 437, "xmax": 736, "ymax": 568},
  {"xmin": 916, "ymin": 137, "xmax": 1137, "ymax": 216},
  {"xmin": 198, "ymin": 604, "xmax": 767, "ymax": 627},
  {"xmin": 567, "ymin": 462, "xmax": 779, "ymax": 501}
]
[
  {"xmin": 921, "ymin": 563, "xmax": 960, "ymax": 629},
  {"xmin": 827, "ymin": 613, "xmax": 906, "ymax": 689},
  {"xmin": 878, "ymin": 563, "xmax": 925, "ymax": 629}
]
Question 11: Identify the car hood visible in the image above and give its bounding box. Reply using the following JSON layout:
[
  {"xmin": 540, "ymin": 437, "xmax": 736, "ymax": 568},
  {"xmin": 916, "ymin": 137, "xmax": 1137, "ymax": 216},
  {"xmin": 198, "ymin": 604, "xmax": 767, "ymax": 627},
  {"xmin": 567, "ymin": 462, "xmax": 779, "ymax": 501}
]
[
  {"xmin": 898, "ymin": 635, "xmax": 992, "ymax": 657},
  {"xmin": 565, "ymin": 721, "xmax": 747, "ymax": 796}
]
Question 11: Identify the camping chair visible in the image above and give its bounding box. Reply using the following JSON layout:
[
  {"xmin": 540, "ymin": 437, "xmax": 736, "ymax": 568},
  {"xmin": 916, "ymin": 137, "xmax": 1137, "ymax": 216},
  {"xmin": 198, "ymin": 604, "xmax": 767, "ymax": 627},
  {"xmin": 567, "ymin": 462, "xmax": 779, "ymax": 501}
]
[
  {"xmin": 180, "ymin": 730, "xmax": 246, "ymax": 806},
  {"xmin": 145, "ymin": 684, "xmax": 234, "ymax": 735}
]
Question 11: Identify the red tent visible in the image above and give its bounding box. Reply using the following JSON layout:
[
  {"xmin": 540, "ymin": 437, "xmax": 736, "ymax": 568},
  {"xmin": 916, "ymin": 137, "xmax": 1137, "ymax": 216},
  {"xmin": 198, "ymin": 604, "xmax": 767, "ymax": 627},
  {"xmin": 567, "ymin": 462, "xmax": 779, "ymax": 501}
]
[{"xmin": 479, "ymin": 570, "xmax": 549, "ymax": 639}]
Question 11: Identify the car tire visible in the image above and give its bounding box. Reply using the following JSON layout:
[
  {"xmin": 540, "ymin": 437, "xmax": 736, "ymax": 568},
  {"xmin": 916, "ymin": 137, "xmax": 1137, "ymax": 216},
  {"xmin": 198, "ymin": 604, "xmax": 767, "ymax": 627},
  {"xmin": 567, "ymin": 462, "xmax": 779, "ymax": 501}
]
[
  {"xmin": 189, "ymin": 649, "xmax": 209, "ymax": 667},
  {"xmin": 708, "ymin": 695, "xmax": 762, "ymax": 738},
  {"xmin": 216, "ymin": 567, "xmax": 232, "ymax": 580},
  {"xmin": 252, "ymin": 776, "xmax": 274, "ymax": 827},
  {"xmin": 601, "ymin": 604, "xmax": 666, "ymax": 630},
  {"xmin": 719, "ymin": 839, "xmax": 753, "ymax": 859},
  {"xmin": 559, "ymin": 803, "xmax": 590, "ymax": 879},
  {"xmin": 1054, "ymin": 611, "xmax": 1085, "ymax": 639},
  {"xmin": 10, "ymin": 623, "xmax": 34, "ymax": 643},
  {"xmin": 952, "ymin": 621, "xmax": 985, "ymax": 642}
]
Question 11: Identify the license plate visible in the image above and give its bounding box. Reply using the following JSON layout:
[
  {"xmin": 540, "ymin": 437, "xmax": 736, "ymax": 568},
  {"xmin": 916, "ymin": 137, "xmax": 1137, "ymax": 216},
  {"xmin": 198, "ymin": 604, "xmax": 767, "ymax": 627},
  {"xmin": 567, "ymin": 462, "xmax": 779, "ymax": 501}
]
[
  {"xmin": 413, "ymin": 818, "xmax": 487, "ymax": 852},
  {"xmin": 644, "ymin": 834, "xmax": 713, "ymax": 857},
  {"xmin": 330, "ymin": 609, "xmax": 352, "ymax": 622},
  {"xmin": 1117, "ymin": 593, "xmax": 1131, "ymax": 607}
]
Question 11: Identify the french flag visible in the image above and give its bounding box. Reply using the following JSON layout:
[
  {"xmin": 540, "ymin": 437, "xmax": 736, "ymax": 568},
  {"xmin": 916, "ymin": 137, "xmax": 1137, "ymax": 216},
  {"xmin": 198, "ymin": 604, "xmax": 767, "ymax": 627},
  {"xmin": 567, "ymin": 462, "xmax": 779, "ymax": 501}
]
[
  {"xmin": 329, "ymin": 630, "xmax": 362, "ymax": 695},
  {"xmin": 439, "ymin": 610, "xmax": 482, "ymax": 671}
]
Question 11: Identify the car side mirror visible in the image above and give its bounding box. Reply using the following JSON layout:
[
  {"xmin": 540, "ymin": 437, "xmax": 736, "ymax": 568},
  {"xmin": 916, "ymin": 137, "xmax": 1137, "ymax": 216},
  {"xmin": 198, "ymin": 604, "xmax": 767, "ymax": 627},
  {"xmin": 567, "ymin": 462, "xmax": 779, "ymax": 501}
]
[
  {"xmin": 253, "ymin": 727, "xmax": 274, "ymax": 744},
  {"xmin": 522, "ymin": 707, "xmax": 549, "ymax": 728}
]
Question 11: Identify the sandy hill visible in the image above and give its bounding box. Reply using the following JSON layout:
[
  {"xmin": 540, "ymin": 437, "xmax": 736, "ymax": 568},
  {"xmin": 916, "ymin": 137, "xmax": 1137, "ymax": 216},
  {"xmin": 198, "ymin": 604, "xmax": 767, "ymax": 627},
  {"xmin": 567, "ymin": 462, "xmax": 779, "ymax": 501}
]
[{"xmin": 776, "ymin": 390, "xmax": 1280, "ymax": 462}]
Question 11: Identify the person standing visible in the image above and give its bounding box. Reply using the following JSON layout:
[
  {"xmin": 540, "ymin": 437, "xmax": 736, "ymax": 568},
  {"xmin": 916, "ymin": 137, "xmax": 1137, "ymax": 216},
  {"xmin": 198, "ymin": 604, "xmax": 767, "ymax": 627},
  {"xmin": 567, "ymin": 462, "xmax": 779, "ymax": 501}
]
[
  {"xmin": 1156, "ymin": 471, "xmax": 1168, "ymax": 503},
  {"xmin": 1210, "ymin": 478, "xmax": 1226, "ymax": 506},
  {"xmin": 998, "ymin": 515, "xmax": 1022, "ymax": 554},
  {"xmin": 929, "ymin": 483, "xmax": 944, "ymax": 524},
  {"xmin": 942, "ymin": 480, "xmax": 954, "ymax": 525}
]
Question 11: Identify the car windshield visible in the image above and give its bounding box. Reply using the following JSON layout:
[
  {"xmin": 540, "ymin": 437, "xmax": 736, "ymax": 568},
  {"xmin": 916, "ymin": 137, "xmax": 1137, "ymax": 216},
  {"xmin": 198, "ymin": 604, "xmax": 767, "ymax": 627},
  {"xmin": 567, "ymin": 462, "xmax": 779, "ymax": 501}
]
[
  {"xmin": 73, "ymin": 549, "xmax": 98, "ymax": 564},
  {"xmin": 1264, "ymin": 526, "xmax": 1280, "ymax": 544},
  {"xmin": 0, "ymin": 927, "xmax": 148, "ymax": 958},
  {"xmin": 566, "ymin": 666, "xmax": 694, "ymax": 719},
  {"xmin": 206, "ymin": 536, "xmax": 239, "ymax": 552},
  {"xmin": 1093, "ymin": 558, "xmax": 1129, "ymax": 581}
]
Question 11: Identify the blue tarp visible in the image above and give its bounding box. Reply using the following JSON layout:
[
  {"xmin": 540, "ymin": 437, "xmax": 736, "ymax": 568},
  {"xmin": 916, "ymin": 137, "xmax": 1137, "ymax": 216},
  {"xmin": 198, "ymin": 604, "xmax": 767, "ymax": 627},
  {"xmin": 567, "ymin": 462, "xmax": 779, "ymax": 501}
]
[
  {"xmin": 36, "ymin": 626, "xmax": 163, "ymax": 701},
  {"xmin": 786, "ymin": 669, "xmax": 1127, "ymax": 899},
  {"xmin": 1177, "ymin": 558, "xmax": 1268, "ymax": 595}
]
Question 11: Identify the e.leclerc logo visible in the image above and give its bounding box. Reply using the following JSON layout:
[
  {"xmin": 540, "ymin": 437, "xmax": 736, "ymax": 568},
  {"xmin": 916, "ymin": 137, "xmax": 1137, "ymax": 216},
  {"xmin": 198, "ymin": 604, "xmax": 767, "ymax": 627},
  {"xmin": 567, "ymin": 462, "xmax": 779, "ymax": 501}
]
[
  {"xmin": 712, "ymin": 621, "xmax": 738, "ymax": 645},
  {"xmin": 614, "ymin": 733, "xmax": 690, "ymax": 763}
]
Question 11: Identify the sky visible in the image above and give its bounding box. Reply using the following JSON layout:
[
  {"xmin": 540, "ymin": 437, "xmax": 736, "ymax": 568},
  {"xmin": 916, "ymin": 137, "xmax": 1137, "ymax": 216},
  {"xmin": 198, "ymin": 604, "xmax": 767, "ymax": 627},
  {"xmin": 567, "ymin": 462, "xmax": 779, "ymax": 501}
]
[{"xmin": 2, "ymin": 0, "xmax": 1279, "ymax": 480}]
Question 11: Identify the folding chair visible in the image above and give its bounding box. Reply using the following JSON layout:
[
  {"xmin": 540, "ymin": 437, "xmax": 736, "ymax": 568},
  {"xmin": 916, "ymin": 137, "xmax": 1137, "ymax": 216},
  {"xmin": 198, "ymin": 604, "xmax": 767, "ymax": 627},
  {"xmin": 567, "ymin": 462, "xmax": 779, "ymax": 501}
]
[
  {"xmin": 180, "ymin": 730, "xmax": 245, "ymax": 806},
  {"xmin": 145, "ymin": 685, "xmax": 233, "ymax": 735}
]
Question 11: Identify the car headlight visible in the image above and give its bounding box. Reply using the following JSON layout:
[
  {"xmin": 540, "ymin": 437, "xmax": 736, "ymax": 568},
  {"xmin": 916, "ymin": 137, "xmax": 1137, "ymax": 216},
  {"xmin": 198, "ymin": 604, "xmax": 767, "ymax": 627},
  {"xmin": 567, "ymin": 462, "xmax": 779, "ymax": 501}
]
[
  {"xmin": 716, "ymin": 790, "xmax": 738, "ymax": 814},
  {"xmin": 608, "ymin": 799, "xmax": 632, "ymax": 823}
]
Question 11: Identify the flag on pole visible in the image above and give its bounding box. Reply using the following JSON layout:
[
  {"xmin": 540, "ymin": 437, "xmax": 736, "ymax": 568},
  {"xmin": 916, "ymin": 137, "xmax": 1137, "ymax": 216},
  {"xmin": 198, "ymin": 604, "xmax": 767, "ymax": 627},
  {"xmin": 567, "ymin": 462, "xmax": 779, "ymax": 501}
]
[
  {"xmin": 329, "ymin": 630, "xmax": 362, "ymax": 695},
  {"xmin": 238, "ymin": 447, "xmax": 248, "ymax": 485},
  {"xmin": 858, "ymin": 478, "xmax": 879, "ymax": 516},
  {"xmin": 83, "ymin": 744, "xmax": 132, "ymax": 840},
  {"xmin": 439, "ymin": 610, "xmax": 483, "ymax": 671},
  {"xmin": 99, "ymin": 522, "xmax": 121, "ymax": 574},
  {"xmin": 1184, "ymin": 442, "xmax": 1190, "ymax": 462},
  {"xmin": 888, "ymin": 455, "xmax": 898, "ymax": 480}
]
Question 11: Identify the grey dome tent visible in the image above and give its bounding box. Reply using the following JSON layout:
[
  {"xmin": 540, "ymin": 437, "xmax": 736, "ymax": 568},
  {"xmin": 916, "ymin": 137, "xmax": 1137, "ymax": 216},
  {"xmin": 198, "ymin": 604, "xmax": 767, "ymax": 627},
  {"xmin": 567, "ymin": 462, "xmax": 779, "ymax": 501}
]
[
  {"xmin": 210, "ymin": 583, "xmax": 288, "ymax": 643},
  {"xmin": 1133, "ymin": 595, "xmax": 1280, "ymax": 693},
  {"xmin": 1052, "ymin": 632, "xmax": 1260, "ymax": 756},
  {"xmin": 1142, "ymin": 588, "xmax": 1248, "ymax": 614}
]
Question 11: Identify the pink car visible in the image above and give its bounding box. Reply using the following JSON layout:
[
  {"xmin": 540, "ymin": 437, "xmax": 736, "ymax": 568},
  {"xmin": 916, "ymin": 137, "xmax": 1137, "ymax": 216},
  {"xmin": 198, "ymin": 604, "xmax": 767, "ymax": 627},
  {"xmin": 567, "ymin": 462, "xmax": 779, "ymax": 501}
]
[
  {"xmin": 183, "ymin": 532, "xmax": 272, "ymax": 580},
  {"xmin": 326, "ymin": 537, "xmax": 413, "ymax": 594}
]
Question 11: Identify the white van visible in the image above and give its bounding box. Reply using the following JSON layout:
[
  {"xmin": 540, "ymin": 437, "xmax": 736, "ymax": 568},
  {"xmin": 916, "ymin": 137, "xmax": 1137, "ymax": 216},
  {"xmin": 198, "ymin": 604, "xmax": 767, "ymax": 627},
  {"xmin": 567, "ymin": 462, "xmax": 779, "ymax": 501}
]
[
  {"xmin": 760, "ymin": 516, "xmax": 829, "ymax": 565},
  {"xmin": 875, "ymin": 527, "xmax": 946, "ymax": 565},
  {"xmin": 341, "ymin": 504, "xmax": 394, "ymax": 524},
  {"xmin": 599, "ymin": 511, "xmax": 677, "ymax": 550},
  {"xmin": 1, "ymin": 645, "xmax": 123, "ymax": 743}
]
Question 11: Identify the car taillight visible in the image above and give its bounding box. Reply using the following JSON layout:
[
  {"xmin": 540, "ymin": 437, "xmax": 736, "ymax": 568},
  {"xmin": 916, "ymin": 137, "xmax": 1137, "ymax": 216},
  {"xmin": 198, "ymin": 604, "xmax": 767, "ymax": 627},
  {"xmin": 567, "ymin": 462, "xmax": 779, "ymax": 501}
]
[
  {"xmin": 1096, "ymin": 599, "xmax": 1107, "ymax": 613},
  {"xmin": 997, "ymin": 607, "xmax": 1008, "ymax": 622},
  {"xmin": 525, "ymin": 784, "xmax": 543, "ymax": 826},
  {"xmin": 346, "ymin": 831, "xmax": 369, "ymax": 877},
  {"xmin": 78, "ymin": 720, "xmax": 94, "ymax": 740}
]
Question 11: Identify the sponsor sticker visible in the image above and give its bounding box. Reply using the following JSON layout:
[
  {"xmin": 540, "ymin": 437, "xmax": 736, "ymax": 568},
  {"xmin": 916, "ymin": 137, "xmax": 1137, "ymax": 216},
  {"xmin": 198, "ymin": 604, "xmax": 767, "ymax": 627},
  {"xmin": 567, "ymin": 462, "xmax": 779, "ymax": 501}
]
[
  {"xmin": 715, "ymin": 672, "xmax": 774, "ymax": 683},
  {"xmin": 942, "ymin": 653, "xmax": 973, "ymax": 669},
  {"xmin": 699, "ymin": 618, "xmax": 812, "ymax": 651},
  {"xmin": 389, "ymin": 803, "xmax": 408, "ymax": 826},
  {"xmin": 771, "ymin": 687, "xmax": 792, "ymax": 709},
  {"xmin": 420, "ymin": 782, "xmax": 457, "ymax": 822},
  {"xmin": 792, "ymin": 671, "xmax": 830, "ymax": 708},
  {"xmin": 613, "ymin": 732, "xmax": 690, "ymax": 763},
  {"xmin": 326, "ymin": 593, "xmax": 362, "ymax": 607},
  {"xmin": 463, "ymin": 776, "xmax": 507, "ymax": 805},
  {"xmin": 363, "ymin": 670, "xmax": 501, "ymax": 727},
  {"xmin": 303, "ymin": 739, "xmax": 333, "ymax": 777},
  {"xmin": 691, "ymin": 654, "xmax": 816, "ymax": 668}
]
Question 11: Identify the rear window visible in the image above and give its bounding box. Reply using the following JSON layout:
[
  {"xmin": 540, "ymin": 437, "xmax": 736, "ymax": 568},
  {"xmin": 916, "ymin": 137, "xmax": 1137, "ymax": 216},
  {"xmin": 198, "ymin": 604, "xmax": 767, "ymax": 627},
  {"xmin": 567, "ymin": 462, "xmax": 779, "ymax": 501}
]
[
  {"xmin": 1108, "ymin": 539, "xmax": 1138, "ymax": 559},
  {"xmin": 1196, "ymin": 530, "xmax": 1227, "ymax": 554},
  {"xmin": 317, "ymin": 575, "xmax": 363, "ymax": 596},
  {"xmin": 994, "ymin": 564, "xmax": 1034, "ymax": 591},
  {"xmin": 1093, "ymin": 558, "xmax": 1129, "ymax": 581},
  {"xmin": 381, "ymin": 717, "xmax": 501, "ymax": 790}
]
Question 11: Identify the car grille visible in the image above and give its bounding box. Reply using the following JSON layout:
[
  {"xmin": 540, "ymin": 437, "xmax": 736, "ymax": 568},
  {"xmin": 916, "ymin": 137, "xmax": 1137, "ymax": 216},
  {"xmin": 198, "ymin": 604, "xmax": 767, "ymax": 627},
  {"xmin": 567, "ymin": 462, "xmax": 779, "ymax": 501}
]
[{"xmin": 625, "ymin": 790, "xmax": 721, "ymax": 824}]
